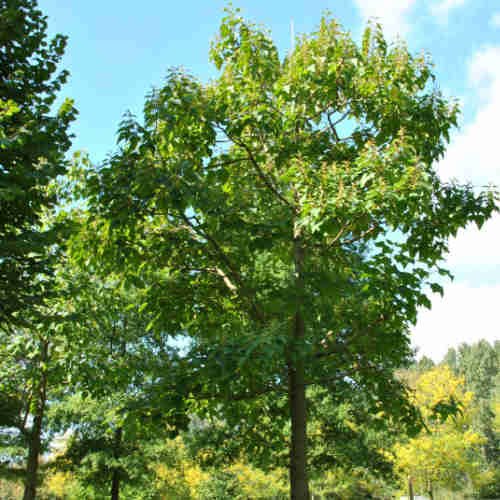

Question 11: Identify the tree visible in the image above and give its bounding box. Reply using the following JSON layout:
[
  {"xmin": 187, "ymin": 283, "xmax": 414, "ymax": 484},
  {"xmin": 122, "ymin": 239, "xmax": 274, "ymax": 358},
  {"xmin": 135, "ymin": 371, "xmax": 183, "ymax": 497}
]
[
  {"xmin": 0, "ymin": 281, "xmax": 75, "ymax": 500},
  {"xmin": 415, "ymin": 356, "xmax": 435, "ymax": 373},
  {"xmin": 442, "ymin": 341, "xmax": 500, "ymax": 466},
  {"xmin": 391, "ymin": 366, "xmax": 492, "ymax": 499},
  {"xmin": 185, "ymin": 383, "xmax": 404, "ymax": 486},
  {"xmin": 0, "ymin": 251, "xmax": 181, "ymax": 500},
  {"xmin": 44, "ymin": 263, "xmax": 190, "ymax": 500},
  {"xmin": 0, "ymin": 0, "xmax": 77, "ymax": 328},
  {"xmin": 72, "ymin": 9, "xmax": 497, "ymax": 499},
  {"xmin": 453, "ymin": 340, "xmax": 499, "ymax": 401},
  {"xmin": 48, "ymin": 395, "xmax": 170, "ymax": 500}
]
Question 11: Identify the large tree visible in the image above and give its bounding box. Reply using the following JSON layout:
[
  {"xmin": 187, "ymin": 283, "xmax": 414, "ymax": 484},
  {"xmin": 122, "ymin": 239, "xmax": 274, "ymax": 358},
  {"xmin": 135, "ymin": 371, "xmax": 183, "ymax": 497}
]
[
  {"xmin": 72, "ymin": 10, "xmax": 497, "ymax": 499},
  {"xmin": 0, "ymin": 0, "xmax": 77, "ymax": 327}
]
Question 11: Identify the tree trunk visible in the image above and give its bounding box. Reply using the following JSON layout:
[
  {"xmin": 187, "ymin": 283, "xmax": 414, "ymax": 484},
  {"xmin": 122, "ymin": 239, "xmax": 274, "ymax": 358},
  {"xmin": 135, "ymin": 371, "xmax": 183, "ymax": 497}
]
[
  {"xmin": 23, "ymin": 343, "xmax": 48, "ymax": 500},
  {"xmin": 110, "ymin": 427, "xmax": 123, "ymax": 500},
  {"xmin": 110, "ymin": 341, "xmax": 126, "ymax": 500},
  {"xmin": 408, "ymin": 475, "xmax": 414, "ymax": 500},
  {"xmin": 22, "ymin": 407, "xmax": 44, "ymax": 500},
  {"xmin": 427, "ymin": 479, "xmax": 434, "ymax": 500},
  {"xmin": 288, "ymin": 339, "xmax": 309, "ymax": 500},
  {"xmin": 288, "ymin": 237, "xmax": 310, "ymax": 500}
]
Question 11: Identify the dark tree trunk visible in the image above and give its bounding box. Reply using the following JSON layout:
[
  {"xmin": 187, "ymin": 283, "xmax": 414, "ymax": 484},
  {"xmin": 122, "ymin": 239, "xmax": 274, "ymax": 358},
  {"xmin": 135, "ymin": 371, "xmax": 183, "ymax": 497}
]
[
  {"xmin": 110, "ymin": 427, "xmax": 123, "ymax": 500},
  {"xmin": 22, "ymin": 408, "xmax": 44, "ymax": 500},
  {"xmin": 288, "ymin": 316, "xmax": 310, "ymax": 500},
  {"xmin": 22, "ymin": 342, "xmax": 48, "ymax": 500},
  {"xmin": 288, "ymin": 238, "xmax": 310, "ymax": 500}
]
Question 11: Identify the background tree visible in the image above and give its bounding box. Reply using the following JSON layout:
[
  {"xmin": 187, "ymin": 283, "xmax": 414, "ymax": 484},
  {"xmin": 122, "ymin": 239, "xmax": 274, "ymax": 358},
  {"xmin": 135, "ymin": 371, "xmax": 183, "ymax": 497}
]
[
  {"xmin": 72, "ymin": 9, "xmax": 497, "ymax": 500},
  {"xmin": 0, "ymin": 0, "xmax": 76, "ymax": 328},
  {"xmin": 48, "ymin": 395, "xmax": 175, "ymax": 500},
  {"xmin": 449, "ymin": 341, "xmax": 499, "ymax": 401},
  {"xmin": 0, "ymin": 263, "xmax": 77, "ymax": 500},
  {"xmin": 442, "ymin": 341, "xmax": 499, "ymax": 473},
  {"xmin": 391, "ymin": 365, "xmax": 492, "ymax": 499},
  {"xmin": 43, "ymin": 260, "xmax": 190, "ymax": 500}
]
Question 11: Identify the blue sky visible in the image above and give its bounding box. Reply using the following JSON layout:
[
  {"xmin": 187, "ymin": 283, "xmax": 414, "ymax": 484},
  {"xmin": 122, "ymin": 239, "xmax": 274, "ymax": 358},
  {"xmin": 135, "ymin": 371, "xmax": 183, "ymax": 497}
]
[{"xmin": 38, "ymin": 0, "xmax": 499, "ymax": 361}]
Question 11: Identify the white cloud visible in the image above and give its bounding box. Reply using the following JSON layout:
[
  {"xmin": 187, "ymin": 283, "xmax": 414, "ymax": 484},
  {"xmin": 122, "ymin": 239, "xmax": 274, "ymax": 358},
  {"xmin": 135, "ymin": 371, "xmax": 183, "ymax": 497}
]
[
  {"xmin": 446, "ymin": 215, "xmax": 500, "ymax": 271},
  {"xmin": 412, "ymin": 45, "xmax": 500, "ymax": 361},
  {"xmin": 468, "ymin": 46, "xmax": 500, "ymax": 104},
  {"xmin": 439, "ymin": 46, "xmax": 500, "ymax": 183},
  {"xmin": 436, "ymin": 46, "xmax": 500, "ymax": 274},
  {"xmin": 353, "ymin": 0, "xmax": 416, "ymax": 39},
  {"xmin": 411, "ymin": 282, "xmax": 500, "ymax": 362},
  {"xmin": 491, "ymin": 12, "xmax": 500, "ymax": 28}
]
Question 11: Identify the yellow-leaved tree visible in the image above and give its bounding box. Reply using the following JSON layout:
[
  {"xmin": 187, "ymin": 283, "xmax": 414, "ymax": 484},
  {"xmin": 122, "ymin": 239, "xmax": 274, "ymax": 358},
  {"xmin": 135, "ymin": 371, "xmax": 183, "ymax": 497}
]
[
  {"xmin": 492, "ymin": 393, "xmax": 500, "ymax": 437},
  {"xmin": 391, "ymin": 365, "xmax": 492, "ymax": 499}
]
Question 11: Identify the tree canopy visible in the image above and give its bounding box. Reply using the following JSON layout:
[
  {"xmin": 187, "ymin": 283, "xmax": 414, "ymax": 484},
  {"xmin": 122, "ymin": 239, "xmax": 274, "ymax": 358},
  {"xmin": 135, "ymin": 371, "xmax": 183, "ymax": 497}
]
[{"xmin": 392, "ymin": 365, "xmax": 492, "ymax": 498}]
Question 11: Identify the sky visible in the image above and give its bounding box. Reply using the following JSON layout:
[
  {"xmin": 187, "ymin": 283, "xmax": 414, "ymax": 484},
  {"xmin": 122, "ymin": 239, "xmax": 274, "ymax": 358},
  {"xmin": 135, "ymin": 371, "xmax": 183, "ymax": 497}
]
[{"xmin": 38, "ymin": 0, "xmax": 499, "ymax": 362}]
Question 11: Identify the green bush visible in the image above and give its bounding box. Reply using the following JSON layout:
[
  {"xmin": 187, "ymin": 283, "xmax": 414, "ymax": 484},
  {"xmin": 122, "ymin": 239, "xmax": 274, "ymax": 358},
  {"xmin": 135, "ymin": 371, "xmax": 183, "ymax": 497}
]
[{"xmin": 197, "ymin": 470, "xmax": 242, "ymax": 500}]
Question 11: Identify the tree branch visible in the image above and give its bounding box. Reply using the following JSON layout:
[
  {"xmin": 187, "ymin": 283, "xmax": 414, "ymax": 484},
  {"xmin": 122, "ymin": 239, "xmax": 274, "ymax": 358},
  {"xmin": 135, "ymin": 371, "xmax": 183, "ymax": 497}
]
[
  {"xmin": 179, "ymin": 212, "xmax": 265, "ymax": 323},
  {"xmin": 218, "ymin": 124, "xmax": 294, "ymax": 210},
  {"xmin": 334, "ymin": 224, "xmax": 379, "ymax": 248}
]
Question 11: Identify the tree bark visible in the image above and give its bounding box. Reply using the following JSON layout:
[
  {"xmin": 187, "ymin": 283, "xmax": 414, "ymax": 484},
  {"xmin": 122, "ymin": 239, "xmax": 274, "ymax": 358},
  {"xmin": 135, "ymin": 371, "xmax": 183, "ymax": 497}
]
[
  {"xmin": 408, "ymin": 475, "xmax": 414, "ymax": 500},
  {"xmin": 22, "ymin": 403, "xmax": 44, "ymax": 500},
  {"xmin": 22, "ymin": 343, "xmax": 48, "ymax": 500},
  {"xmin": 110, "ymin": 427, "xmax": 123, "ymax": 500},
  {"xmin": 288, "ymin": 238, "xmax": 310, "ymax": 500}
]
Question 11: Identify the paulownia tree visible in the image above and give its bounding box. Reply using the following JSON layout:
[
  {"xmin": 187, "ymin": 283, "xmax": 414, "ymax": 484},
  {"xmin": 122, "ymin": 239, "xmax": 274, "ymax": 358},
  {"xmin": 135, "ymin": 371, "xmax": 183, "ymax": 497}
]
[{"xmin": 71, "ymin": 9, "xmax": 497, "ymax": 499}]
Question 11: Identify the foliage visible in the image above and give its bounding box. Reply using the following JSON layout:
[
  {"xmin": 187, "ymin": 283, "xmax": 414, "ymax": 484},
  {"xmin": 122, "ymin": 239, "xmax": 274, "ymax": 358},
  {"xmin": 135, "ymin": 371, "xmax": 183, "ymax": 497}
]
[
  {"xmin": 44, "ymin": 268, "xmax": 190, "ymax": 499},
  {"xmin": 0, "ymin": 478, "xmax": 23, "ymax": 500},
  {"xmin": 42, "ymin": 469, "xmax": 82, "ymax": 499},
  {"xmin": 0, "ymin": 254, "xmax": 81, "ymax": 500},
  {"xmin": 443, "ymin": 340, "xmax": 500, "ymax": 468},
  {"xmin": 307, "ymin": 385, "xmax": 402, "ymax": 478},
  {"xmin": 311, "ymin": 466, "xmax": 393, "ymax": 500},
  {"xmin": 48, "ymin": 411, "xmax": 187, "ymax": 500},
  {"xmin": 0, "ymin": 323, "xmax": 52, "ymax": 470},
  {"xmin": 493, "ymin": 392, "xmax": 500, "ymax": 436},
  {"xmin": 444, "ymin": 340, "xmax": 499, "ymax": 401},
  {"xmin": 0, "ymin": 255, "xmax": 186, "ymax": 498},
  {"xmin": 477, "ymin": 379, "xmax": 500, "ymax": 498},
  {"xmin": 1, "ymin": 2, "xmax": 76, "ymax": 491},
  {"xmin": 69, "ymin": 7, "xmax": 497, "ymax": 498},
  {"xmin": 228, "ymin": 461, "xmax": 288, "ymax": 499},
  {"xmin": 196, "ymin": 464, "xmax": 288, "ymax": 500},
  {"xmin": 196, "ymin": 470, "xmax": 241, "ymax": 500},
  {"xmin": 391, "ymin": 365, "xmax": 492, "ymax": 496},
  {"xmin": 44, "ymin": 432, "xmax": 288, "ymax": 500},
  {"xmin": 0, "ymin": 0, "xmax": 77, "ymax": 327}
]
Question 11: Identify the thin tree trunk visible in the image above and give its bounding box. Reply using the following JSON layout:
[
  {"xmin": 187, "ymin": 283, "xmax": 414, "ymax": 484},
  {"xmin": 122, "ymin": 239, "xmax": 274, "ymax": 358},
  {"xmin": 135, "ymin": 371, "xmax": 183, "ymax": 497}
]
[
  {"xmin": 288, "ymin": 335, "xmax": 309, "ymax": 500},
  {"xmin": 22, "ymin": 404, "xmax": 44, "ymax": 500},
  {"xmin": 408, "ymin": 475, "xmax": 414, "ymax": 500},
  {"xmin": 23, "ymin": 343, "xmax": 48, "ymax": 500},
  {"xmin": 427, "ymin": 479, "xmax": 434, "ymax": 500},
  {"xmin": 110, "ymin": 339, "xmax": 127, "ymax": 500},
  {"xmin": 288, "ymin": 238, "xmax": 310, "ymax": 500},
  {"xmin": 110, "ymin": 427, "xmax": 123, "ymax": 500}
]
